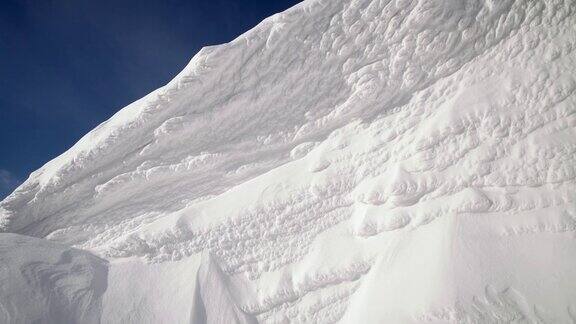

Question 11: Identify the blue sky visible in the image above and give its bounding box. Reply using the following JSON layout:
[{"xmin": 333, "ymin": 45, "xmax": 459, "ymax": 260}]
[{"xmin": 0, "ymin": 0, "xmax": 301, "ymax": 199}]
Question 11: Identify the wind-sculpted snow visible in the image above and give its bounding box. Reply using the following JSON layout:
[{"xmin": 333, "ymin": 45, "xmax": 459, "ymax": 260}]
[
  {"xmin": 2, "ymin": 0, "xmax": 576, "ymax": 322},
  {"xmin": 0, "ymin": 234, "xmax": 107, "ymax": 323}
]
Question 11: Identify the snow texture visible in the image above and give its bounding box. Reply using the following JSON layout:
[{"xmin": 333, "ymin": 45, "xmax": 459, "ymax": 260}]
[{"xmin": 1, "ymin": 0, "xmax": 576, "ymax": 322}]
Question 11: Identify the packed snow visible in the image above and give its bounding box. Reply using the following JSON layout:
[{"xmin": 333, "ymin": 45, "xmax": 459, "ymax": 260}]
[{"xmin": 1, "ymin": 0, "xmax": 576, "ymax": 322}]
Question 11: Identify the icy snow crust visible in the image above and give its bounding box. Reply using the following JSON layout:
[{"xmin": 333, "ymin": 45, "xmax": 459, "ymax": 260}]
[{"xmin": 2, "ymin": 0, "xmax": 576, "ymax": 322}]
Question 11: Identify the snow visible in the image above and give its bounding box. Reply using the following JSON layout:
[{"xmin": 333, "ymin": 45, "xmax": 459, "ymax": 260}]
[
  {"xmin": 0, "ymin": 233, "xmax": 107, "ymax": 323},
  {"xmin": 1, "ymin": 0, "xmax": 576, "ymax": 322}
]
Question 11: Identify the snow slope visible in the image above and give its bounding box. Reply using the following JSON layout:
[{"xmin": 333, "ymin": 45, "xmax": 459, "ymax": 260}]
[{"xmin": 2, "ymin": 0, "xmax": 576, "ymax": 322}]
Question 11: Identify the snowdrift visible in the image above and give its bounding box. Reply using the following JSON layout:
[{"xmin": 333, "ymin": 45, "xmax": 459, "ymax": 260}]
[{"xmin": 1, "ymin": 0, "xmax": 576, "ymax": 322}]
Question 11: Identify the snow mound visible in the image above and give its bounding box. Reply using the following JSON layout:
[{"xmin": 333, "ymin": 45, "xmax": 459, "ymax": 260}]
[{"xmin": 2, "ymin": 0, "xmax": 576, "ymax": 322}]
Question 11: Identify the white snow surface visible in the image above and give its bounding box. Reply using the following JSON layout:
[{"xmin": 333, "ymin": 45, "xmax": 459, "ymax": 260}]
[{"xmin": 2, "ymin": 0, "xmax": 576, "ymax": 322}]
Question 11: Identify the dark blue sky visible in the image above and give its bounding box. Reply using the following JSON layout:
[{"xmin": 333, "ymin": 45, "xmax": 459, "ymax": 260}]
[{"xmin": 0, "ymin": 0, "xmax": 301, "ymax": 198}]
